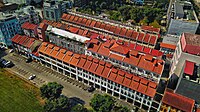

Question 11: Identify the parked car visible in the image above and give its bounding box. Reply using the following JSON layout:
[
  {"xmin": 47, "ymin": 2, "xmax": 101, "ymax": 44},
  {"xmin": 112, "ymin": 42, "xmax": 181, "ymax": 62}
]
[
  {"xmin": 28, "ymin": 75, "xmax": 36, "ymax": 80},
  {"xmin": 9, "ymin": 49, "xmax": 14, "ymax": 53},
  {"xmin": 5, "ymin": 61, "xmax": 14, "ymax": 68},
  {"xmin": 0, "ymin": 59, "xmax": 14, "ymax": 68},
  {"xmin": 87, "ymin": 86, "xmax": 95, "ymax": 92},
  {"xmin": 26, "ymin": 58, "xmax": 32, "ymax": 63}
]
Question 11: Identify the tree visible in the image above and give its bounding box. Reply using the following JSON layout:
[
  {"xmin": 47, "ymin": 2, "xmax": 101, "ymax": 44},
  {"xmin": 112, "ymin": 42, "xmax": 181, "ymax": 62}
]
[
  {"xmin": 43, "ymin": 95, "xmax": 70, "ymax": 112},
  {"xmin": 71, "ymin": 104, "xmax": 88, "ymax": 112},
  {"xmin": 90, "ymin": 94, "xmax": 115, "ymax": 112},
  {"xmin": 112, "ymin": 106, "xmax": 131, "ymax": 112},
  {"xmin": 40, "ymin": 82, "xmax": 64, "ymax": 99}
]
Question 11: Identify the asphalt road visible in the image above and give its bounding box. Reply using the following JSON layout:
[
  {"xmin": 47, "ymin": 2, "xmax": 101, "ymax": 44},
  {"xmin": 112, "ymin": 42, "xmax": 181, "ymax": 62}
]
[
  {"xmin": 0, "ymin": 50, "xmax": 137, "ymax": 110},
  {"xmin": 0, "ymin": 51, "xmax": 92, "ymax": 106}
]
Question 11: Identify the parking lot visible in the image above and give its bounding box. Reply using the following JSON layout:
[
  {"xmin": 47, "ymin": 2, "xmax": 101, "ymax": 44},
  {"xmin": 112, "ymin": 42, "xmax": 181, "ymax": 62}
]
[{"xmin": 0, "ymin": 49, "xmax": 136, "ymax": 109}]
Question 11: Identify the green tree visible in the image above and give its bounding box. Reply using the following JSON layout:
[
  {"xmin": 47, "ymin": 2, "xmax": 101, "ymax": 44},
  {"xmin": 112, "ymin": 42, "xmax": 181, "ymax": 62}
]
[
  {"xmin": 40, "ymin": 82, "xmax": 64, "ymax": 99},
  {"xmin": 90, "ymin": 94, "xmax": 115, "ymax": 112},
  {"xmin": 43, "ymin": 95, "xmax": 70, "ymax": 112},
  {"xmin": 112, "ymin": 106, "xmax": 131, "ymax": 112},
  {"xmin": 71, "ymin": 104, "xmax": 88, "ymax": 112}
]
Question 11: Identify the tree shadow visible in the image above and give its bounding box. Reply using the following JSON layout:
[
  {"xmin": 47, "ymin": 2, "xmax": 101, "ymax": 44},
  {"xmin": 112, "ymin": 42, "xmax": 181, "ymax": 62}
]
[{"xmin": 69, "ymin": 97, "xmax": 85, "ymax": 107}]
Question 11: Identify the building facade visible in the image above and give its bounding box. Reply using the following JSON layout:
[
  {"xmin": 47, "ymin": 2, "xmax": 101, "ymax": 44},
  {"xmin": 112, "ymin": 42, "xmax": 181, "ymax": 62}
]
[
  {"xmin": 38, "ymin": 42, "xmax": 162, "ymax": 112},
  {"xmin": 0, "ymin": 13, "xmax": 20, "ymax": 47},
  {"xmin": 43, "ymin": 0, "xmax": 68, "ymax": 21},
  {"xmin": 167, "ymin": 0, "xmax": 199, "ymax": 35},
  {"xmin": 3, "ymin": 0, "xmax": 41, "ymax": 5}
]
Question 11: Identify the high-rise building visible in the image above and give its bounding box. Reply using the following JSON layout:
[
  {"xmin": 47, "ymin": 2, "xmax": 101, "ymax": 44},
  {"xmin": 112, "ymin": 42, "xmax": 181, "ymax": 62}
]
[
  {"xmin": 43, "ymin": 0, "xmax": 68, "ymax": 22},
  {"xmin": 0, "ymin": 13, "xmax": 20, "ymax": 47},
  {"xmin": 167, "ymin": 0, "xmax": 199, "ymax": 35},
  {"xmin": 3, "ymin": 0, "xmax": 41, "ymax": 5}
]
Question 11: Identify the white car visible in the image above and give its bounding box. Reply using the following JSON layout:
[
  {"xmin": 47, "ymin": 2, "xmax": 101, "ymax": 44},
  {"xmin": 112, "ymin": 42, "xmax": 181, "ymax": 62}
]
[
  {"xmin": 9, "ymin": 49, "xmax": 14, "ymax": 53},
  {"xmin": 28, "ymin": 75, "xmax": 36, "ymax": 80}
]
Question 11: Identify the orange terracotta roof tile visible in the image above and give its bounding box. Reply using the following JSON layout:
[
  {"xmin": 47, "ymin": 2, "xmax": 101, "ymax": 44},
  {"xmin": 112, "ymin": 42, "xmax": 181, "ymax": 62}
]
[
  {"xmin": 90, "ymin": 21, "xmax": 96, "ymax": 27},
  {"xmin": 50, "ymin": 46, "xmax": 60, "ymax": 58},
  {"xmin": 77, "ymin": 58, "xmax": 86, "ymax": 68},
  {"xmin": 143, "ymin": 47, "xmax": 151, "ymax": 54},
  {"xmin": 104, "ymin": 24, "xmax": 111, "ymax": 31},
  {"xmin": 69, "ymin": 15, "xmax": 75, "ymax": 21},
  {"xmin": 61, "ymin": 13, "xmax": 68, "ymax": 19},
  {"xmin": 56, "ymin": 49, "xmax": 67, "ymax": 61},
  {"xmin": 143, "ymin": 33, "xmax": 150, "ymax": 43},
  {"xmin": 162, "ymin": 91, "xmax": 195, "ymax": 112},
  {"xmin": 109, "ymin": 53, "xmax": 124, "ymax": 61},
  {"xmin": 125, "ymin": 73, "xmax": 133, "ymax": 79},
  {"xmin": 119, "ymin": 28, "xmax": 127, "ymax": 36},
  {"xmin": 149, "ymin": 35, "xmax": 157, "ymax": 45},
  {"xmin": 130, "ymin": 50, "xmax": 138, "ymax": 56},
  {"xmin": 114, "ymin": 27, "xmax": 121, "ymax": 34},
  {"xmin": 131, "ymin": 31, "xmax": 139, "ymax": 40},
  {"xmin": 89, "ymin": 61, "xmax": 99, "ymax": 73},
  {"xmin": 65, "ymin": 14, "xmax": 71, "ymax": 20},
  {"xmin": 115, "ymin": 75, "xmax": 124, "ymax": 84},
  {"xmin": 95, "ymin": 64, "xmax": 104, "ymax": 76},
  {"xmin": 102, "ymin": 66, "xmax": 111, "ymax": 78},
  {"xmin": 137, "ymin": 84, "xmax": 147, "ymax": 94},
  {"xmin": 73, "ymin": 16, "xmax": 79, "ymax": 22},
  {"xmin": 84, "ymin": 19, "xmax": 90, "ymax": 26},
  {"xmin": 118, "ymin": 70, "xmax": 125, "ymax": 76},
  {"xmin": 124, "ymin": 55, "xmax": 141, "ymax": 66},
  {"xmin": 160, "ymin": 43, "xmax": 176, "ymax": 50},
  {"xmin": 146, "ymin": 86, "xmax": 156, "ymax": 97},
  {"xmin": 63, "ymin": 51, "xmax": 73, "ymax": 63},
  {"xmin": 95, "ymin": 22, "xmax": 101, "ymax": 28},
  {"xmin": 108, "ymin": 72, "xmax": 117, "ymax": 81},
  {"xmin": 122, "ymin": 77, "xmax": 132, "ymax": 87},
  {"xmin": 81, "ymin": 18, "xmax": 87, "ymax": 25},
  {"xmin": 137, "ymin": 32, "xmax": 145, "ymax": 42},
  {"xmin": 77, "ymin": 17, "xmax": 83, "ymax": 23},
  {"xmin": 130, "ymin": 80, "xmax": 139, "ymax": 90},
  {"xmin": 83, "ymin": 59, "xmax": 92, "ymax": 70},
  {"xmin": 110, "ymin": 43, "xmax": 130, "ymax": 55},
  {"xmin": 149, "ymin": 82, "xmax": 157, "ymax": 89},
  {"xmin": 70, "ymin": 54, "xmax": 80, "ymax": 66},
  {"xmin": 140, "ymin": 78, "xmax": 149, "ymax": 85},
  {"xmin": 100, "ymin": 23, "xmax": 106, "ymax": 29},
  {"xmin": 126, "ymin": 30, "xmax": 133, "ymax": 37},
  {"xmin": 138, "ymin": 55, "xmax": 155, "ymax": 72},
  {"xmin": 109, "ymin": 25, "xmax": 116, "ymax": 33}
]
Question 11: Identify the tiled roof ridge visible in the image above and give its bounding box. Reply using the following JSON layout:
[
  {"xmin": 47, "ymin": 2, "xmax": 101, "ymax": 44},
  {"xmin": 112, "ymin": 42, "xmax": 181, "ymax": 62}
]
[{"xmin": 38, "ymin": 42, "xmax": 158, "ymax": 97}]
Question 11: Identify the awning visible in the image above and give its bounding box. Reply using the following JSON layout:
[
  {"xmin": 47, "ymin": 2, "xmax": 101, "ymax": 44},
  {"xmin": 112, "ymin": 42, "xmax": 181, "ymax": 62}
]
[{"xmin": 184, "ymin": 60, "xmax": 195, "ymax": 76}]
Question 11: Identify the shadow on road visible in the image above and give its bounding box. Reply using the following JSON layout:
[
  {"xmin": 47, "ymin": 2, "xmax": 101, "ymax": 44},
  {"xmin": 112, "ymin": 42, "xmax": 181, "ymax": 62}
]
[
  {"xmin": 69, "ymin": 97, "xmax": 85, "ymax": 107},
  {"xmin": 0, "ymin": 50, "xmax": 8, "ymax": 58}
]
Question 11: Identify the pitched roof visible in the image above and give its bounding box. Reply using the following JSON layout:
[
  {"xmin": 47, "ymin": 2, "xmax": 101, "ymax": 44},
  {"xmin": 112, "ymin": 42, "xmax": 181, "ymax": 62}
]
[
  {"xmin": 162, "ymin": 91, "xmax": 195, "ymax": 112},
  {"xmin": 110, "ymin": 43, "xmax": 130, "ymax": 55},
  {"xmin": 22, "ymin": 22, "xmax": 37, "ymax": 30}
]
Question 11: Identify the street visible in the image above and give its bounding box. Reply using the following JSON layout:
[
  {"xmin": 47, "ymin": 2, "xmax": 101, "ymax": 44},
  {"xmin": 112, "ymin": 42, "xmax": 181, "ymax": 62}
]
[
  {"xmin": 0, "ymin": 50, "xmax": 135, "ymax": 109},
  {"xmin": 1, "ymin": 50, "xmax": 92, "ymax": 106}
]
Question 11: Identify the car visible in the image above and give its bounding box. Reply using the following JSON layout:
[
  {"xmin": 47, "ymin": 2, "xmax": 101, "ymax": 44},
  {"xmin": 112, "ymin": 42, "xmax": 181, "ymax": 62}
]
[
  {"xmin": 28, "ymin": 75, "xmax": 36, "ymax": 80},
  {"xmin": 9, "ymin": 49, "xmax": 14, "ymax": 53},
  {"xmin": 87, "ymin": 86, "xmax": 95, "ymax": 92},
  {"xmin": 5, "ymin": 61, "xmax": 14, "ymax": 68},
  {"xmin": 26, "ymin": 58, "xmax": 32, "ymax": 63}
]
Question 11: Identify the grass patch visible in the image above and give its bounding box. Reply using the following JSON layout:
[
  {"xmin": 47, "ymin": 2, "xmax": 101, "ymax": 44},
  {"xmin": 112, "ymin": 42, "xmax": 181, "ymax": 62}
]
[{"xmin": 0, "ymin": 68, "xmax": 44, "ymax": 112}]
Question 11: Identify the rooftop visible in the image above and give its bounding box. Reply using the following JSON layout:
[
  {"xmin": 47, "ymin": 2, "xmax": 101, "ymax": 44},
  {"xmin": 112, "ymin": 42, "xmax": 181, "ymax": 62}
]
[
  {"xmin": 162, "ymin": 90, "xmax": 195, "ymax": 112},
  {"xmin": 21, "ymin": 22, "xmax": 38, "ymax": 30},
  {"xmin": 86, "ymin": 39, "xmax": 164, "ymax": 75},
  {"xmin": 38, "ymin": 42, "xmax": 158, "ymax": 98},
  {"xmin": 181, "ymin": 33, "xmax": 200, "ymax": 55},
  {"xmin": 175, "ymin": 78, "xmax": 200, "ymax": 104},
  {"xmin": 162, "ymin": 34, "xmax": 180, "ymax": 45},
  {"xmin": 61, "ymin": 13, "xmax": 160, "ymax": 46}
]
